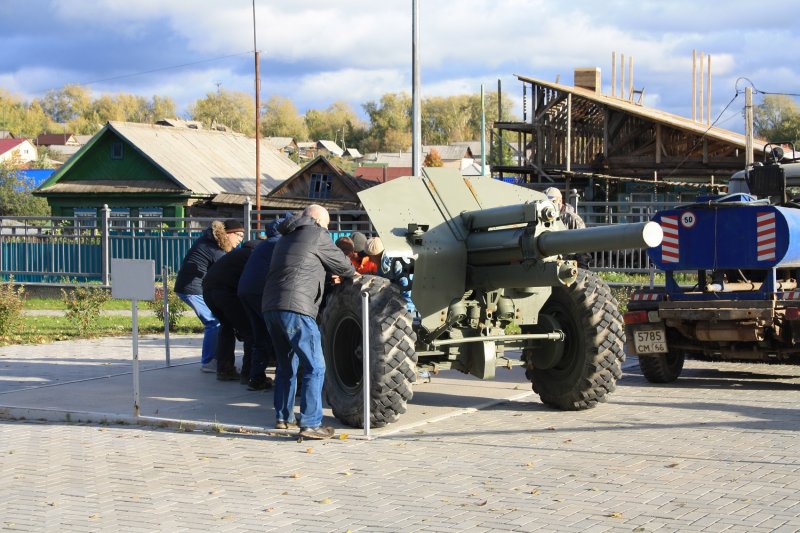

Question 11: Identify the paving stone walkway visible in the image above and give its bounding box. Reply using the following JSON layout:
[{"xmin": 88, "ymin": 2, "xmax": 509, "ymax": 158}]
[{"xmin": 1, "ymin": 340, "xmax": 799, "ymax": 531}]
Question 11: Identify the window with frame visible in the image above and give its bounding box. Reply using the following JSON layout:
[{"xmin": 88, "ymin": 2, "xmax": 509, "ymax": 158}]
[
  {"xmin": 309, "ymin": 173, "xmax": 332, "ymax": 199},
  {"xmin": 111, "ymin": 142, "xmax": 124, "ymax": 160}
]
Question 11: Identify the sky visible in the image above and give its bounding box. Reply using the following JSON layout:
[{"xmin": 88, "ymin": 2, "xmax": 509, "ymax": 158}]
[{"xmin": 1, "ymin": 0, "xmax": 798, "ymax": 134}]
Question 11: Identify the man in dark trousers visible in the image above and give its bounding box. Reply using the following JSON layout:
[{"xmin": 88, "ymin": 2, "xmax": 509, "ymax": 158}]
[
  {"xmin": 262, "ymin": 204, "xmax": 356, "ymax": 439},
  {"xmin": 237, "ymin": 215, "xmax": 289, "ymax": 390},
  {"xmin": 174, "ymin": 219, "xmax": 244, "ymax": 372},
  {"xmin": 202, "ymin": 239, "xmax": 259, "ymax": 381}
]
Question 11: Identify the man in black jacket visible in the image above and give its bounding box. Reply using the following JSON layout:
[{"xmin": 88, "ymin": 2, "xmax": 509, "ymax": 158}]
[
  {"xmin": 174, "ymin": 219, "xmax": 244, "ymax": 372},
  {"xmin": 237, "ymin": 215, "xmax": 288, "ymax": 390},
  {"xmin": 202, "ymin": 239, "xmax": 259, "ymax": 381},
  {"xmin": 262, "ymin": 205, "xmax": 356, "ymax": 439}
]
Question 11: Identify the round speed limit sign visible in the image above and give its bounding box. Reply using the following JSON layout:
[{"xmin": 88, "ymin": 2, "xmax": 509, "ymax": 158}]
[{"xmin": 680, "ymin": 211, "xmax": 696, "ymax": 228}]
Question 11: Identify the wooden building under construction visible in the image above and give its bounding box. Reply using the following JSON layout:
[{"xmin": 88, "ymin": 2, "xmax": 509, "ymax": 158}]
[{"xmin": 493, "ymin": 67, "xmax": 766, "ymax": 199}]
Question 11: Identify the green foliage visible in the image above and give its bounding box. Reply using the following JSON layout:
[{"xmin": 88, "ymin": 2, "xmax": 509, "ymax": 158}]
[
  {"xmin": 0, "ymin": 161, "xmax": 51, "ymax": 216},
  {"xmin": 147, "ymin": 279, "xmax": 188, "ymax": 332},
  {"xmin": 489, "ymin": 133, "xmax": 515, "ymax": 167},
  {"xmin": 754, "ymin": 94, "xmax": 800, "ymax": 145},
  {"xmin": 262, "ymin": 95, "xmax": 308, "ymax": 140},
  {"xmin": 362, "ymin": 92, "xmax": 412, "ymax": 152},
  {"xmin": 0, "ymin": 277, "xmax": 25, "ymax": 337},
  {"xmin": 60, "ymin": 286, "xmax": 112, "ymax": 337},
  {"xmin": 189, "ymin": 89, "xmax": 256, "ymax": 135}
]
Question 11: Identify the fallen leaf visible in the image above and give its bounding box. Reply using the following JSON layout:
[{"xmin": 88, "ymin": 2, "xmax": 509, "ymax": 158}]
[
  {"xmin": 338, "ymin": 434, "xmax": 349, "ymax": 440},
  {"xmin": 341, "ymin": 471, "xmax": 352, "ymax": 476},
  {"xmin": 608, "ymin": 512, "xmax": 624, "ymax": 519},
  {"xmin": 290, "ymin": 472, "xmax": 301, "ymax": 479},
  {"xmin": 46, "ymin": 502, "xmax": 56, "ymax": 507},
  {"xmin": 667, "ymin": 463, "xmax": 680, "ymax": 468},
  {"xmin": 319, "ymin": 498, "xmax": 333, "ymax": 505},
  {"xmin": 546, "ymin": 426, "xmax": 556, "ymax": 431},
  {"xmin": 306, "ymin": 448, "xmax": 314, "ymax": 454},
  {"xmin": 89, "ymin": 514, "xmax": 99, "ymax": 520},
  {"xmin": 525, "ymin": 462, "xmax": 534, "ymax": 467},
  {"xmin": 563, "ymin": 439, "xmax": 572, "ymax": 443},
  {"xmin": 263, "ymin": 508, "xmax": 274, "ymax": 513},
  {"xmin": 530, "ymin": 489, "xmax": 540, "ymax": 495}
]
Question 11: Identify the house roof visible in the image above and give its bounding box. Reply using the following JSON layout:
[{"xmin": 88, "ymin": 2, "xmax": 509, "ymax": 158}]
[
  {"xmin": 364, "ymin": 145, "xmax": 472, "ymax": 167},
  {"xmin": 515, "ymin": 74, "xmax": 768, "ymax": 150},
  {"xmin": 36, "ymin": 133, "xmax": 76, "ymax": 146},
  {"xmin": 344, "ymin": 147, "xmax": 363, "ymax": 158},
  {"xmin": 42, "ymin": 121, "xmax": 300, "ymax": 197},
  {"xmin": 0, "ymin": 138, "xmax": 27, "ymax": 155},
  {"xmin": 353, "ymin": 166, "xmax": 412, "ymax": 183},
  {"xmin": 317, "ymin": 140, "xmax": 344, "ymax": 156},
  {"xmin": 38, "ymin": 180, "xmax": 187, "ymax": 194},
  {"xmin": 264, "ymin": 137, "xmax": 295, "ymax": 149},
  {"xmin": 424, "ymin": 145, "xmax": 471, "ymax": 160},
  {"xmin": 451, "ymin": 141, "xmax": 482, "ymax": 157}
]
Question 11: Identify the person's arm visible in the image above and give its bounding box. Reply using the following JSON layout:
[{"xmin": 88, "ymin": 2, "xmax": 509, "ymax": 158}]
[{"xmin": 318, "ymin": 232, "xmax": 357, "ymax": 277}]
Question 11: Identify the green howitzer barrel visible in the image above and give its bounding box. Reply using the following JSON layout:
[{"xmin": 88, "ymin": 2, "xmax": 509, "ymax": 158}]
[{"xmin": 357, "ymin": 168, "xmax": 663, "ymax": 330}]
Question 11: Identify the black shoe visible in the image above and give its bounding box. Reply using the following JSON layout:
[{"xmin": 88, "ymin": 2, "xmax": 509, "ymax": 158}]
[
  {"xmin": 246, "ymin": 376, "xmax": 274, "ymax": 391},
  {"xmin": 298, "ymin": 426, "xmax": 335, "ymax": 440},
  {"xmin": 217, "ymin": 369, "xmax": 241, "ymax": 381}
]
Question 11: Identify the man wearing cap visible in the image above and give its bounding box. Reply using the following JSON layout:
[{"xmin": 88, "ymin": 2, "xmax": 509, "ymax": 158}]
[
  {"xmin": 262, "ymin": 204, "xmax": 356, "ymax": 439},
  {"xmin": 543, "ymin": 187, "xmax": 591, "ymax": 268},
  {"xmin": 543, "ymin": 187, "xmax": 585, "ymax": 230},
  {"xmin": 174, "ymin": 219, "xmax": 244, "ymax": 372}
]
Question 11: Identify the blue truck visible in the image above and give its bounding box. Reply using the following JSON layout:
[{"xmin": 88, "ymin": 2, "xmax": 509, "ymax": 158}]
[{"xmin": 625, "ymin": 145, "xmax": 800, "ymax": 382}]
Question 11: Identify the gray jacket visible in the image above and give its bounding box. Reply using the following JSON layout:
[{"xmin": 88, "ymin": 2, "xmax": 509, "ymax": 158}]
[{"xmin": 262, "ymin": 214, "xmax": 356, "ymax": 318}]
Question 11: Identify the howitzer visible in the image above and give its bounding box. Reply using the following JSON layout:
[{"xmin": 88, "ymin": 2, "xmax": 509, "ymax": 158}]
[{"xmin": 320, "ymin": 168, "xmax": 663, "ymax": 428}]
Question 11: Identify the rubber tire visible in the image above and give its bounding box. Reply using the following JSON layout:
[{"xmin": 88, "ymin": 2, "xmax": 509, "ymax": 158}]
[
  {"xmin": 320, "ymin": 275, "xmax": 417, "ymax": 428},
  {"xmin": 638, "ymin": 350, "xmax": 684, "ymax": 383},
  {"xmin": 526, "ymin": 269, "xmax": 626, "ymax": 410}
]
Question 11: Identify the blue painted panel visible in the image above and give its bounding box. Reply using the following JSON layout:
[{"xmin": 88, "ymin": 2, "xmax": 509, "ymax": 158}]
[{"xmin": 649, "ymin": 204, "xmax": 800, "ymax": 270}]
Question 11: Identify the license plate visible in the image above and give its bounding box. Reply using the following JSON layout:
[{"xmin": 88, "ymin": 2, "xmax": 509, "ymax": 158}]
[{"xmin": 633, "ymin": 327, "xmax": 668, "ymax": 354}]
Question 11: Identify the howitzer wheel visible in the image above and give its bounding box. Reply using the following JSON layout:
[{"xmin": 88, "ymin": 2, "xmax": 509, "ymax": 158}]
[
  {"xmin": 320, "ymin": 275, "xmax": 417, "ymax": 428},
  {"xmin": 638, "ymin": 350, "xmax": 684, "ymax": 383},
  {"xmin": 526, "ymin": 269, "xmax": 625, "ymax": 410}
]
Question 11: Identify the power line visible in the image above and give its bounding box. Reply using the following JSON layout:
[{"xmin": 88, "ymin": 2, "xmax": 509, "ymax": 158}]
[{"xmin": 77, "ymin": 51, "xmax": 252, "ymax": 87}]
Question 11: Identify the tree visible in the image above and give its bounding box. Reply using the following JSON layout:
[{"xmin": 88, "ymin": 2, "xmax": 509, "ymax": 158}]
[
  {"xmin": 489, "ymin": 132, "xmax": 515, "ymax": 167},
  {"xmin": 39, "ymin": 84, "xmax": 92, "ymax": 124},
  {"xmin": 262, "ymin": 96, "xmax": 307, "ymax": 140},
  {"xmin": 362, "ymin": 93, "xmax": 412, "ymax": 152},
  {"xmin": 754, "ymin": 95, "xmax": 800, "ymax": 145},
  {"xmin": 189, "ymin": 89, "xmax": 256, "ymax": 136},
  {"xmin": 423, "ymin": 148, "xmax": 443, "ymax": 167},
  {"xmin": 0, "ymin": 161, "xmax": 50, "ymax": 216},
  {"xmin": 305, "ymin": 101, "xmax": 365, "ymax": 148}
]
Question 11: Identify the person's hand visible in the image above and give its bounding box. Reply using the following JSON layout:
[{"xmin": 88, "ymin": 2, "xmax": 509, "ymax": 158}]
[{"xmin": 331, "ymin": 275, "xmax": 341, "ymax": 285}]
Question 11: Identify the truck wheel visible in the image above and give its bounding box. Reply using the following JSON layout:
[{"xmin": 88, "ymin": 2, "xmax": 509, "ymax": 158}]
[
  {"xmin": 320, "ymin": 275, "xmax": 417, "ymax": 428},
  {"xmin": 526, "ymin": 269, "xmax": 625, "ymax": 410},
  {"xmin": 638, "ymin": 351, "xmax": 684, "ymax": 383}
]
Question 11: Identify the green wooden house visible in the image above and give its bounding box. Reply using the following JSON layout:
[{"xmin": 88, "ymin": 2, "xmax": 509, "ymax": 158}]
[{"xmin": 34, "ymin": 121, "xmax": 300, "ymax": 220}]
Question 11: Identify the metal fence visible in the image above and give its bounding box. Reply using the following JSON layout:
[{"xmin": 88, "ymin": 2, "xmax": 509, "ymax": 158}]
[{"xmin": 1, "ymin": 199, "xmax": 676, "ymax": 285}]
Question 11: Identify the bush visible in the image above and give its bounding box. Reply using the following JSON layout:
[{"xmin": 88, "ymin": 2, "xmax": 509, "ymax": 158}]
[
  {"xmin": 61, "ymin": 286, "xmax": 112, "ymax": 337},
  {"xmin": 148, "ymin": 278, "xmax": 188, "ymax": 332},
  {"xmin": 0, "ymin": 277, "xmax": 25, "ymax": 337}
]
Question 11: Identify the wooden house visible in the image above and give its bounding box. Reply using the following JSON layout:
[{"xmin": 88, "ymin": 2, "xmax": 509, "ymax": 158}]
[{"xmin": 34, "ymin": 121, "xmax": 299, "ymax": 220}]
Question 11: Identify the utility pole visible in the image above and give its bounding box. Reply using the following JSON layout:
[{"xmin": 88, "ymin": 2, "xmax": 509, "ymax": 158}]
[
  {"xmin": 411, "ymin": 0, "xmax": 421, "ymax": 176},
  {"xmin": 253, "ymin": 0, "xmax": 261, "ymax": 229},
  {"xmin": 745, "ymin": 86, "xmax": 754, "ymax": 167}
]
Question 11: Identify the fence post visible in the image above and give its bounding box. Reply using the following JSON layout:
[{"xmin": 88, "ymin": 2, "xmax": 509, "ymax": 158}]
[
  {"xmin": 101, "ymin": 204, "xmax": 111, "ymax": 286},
  {"xmin": 244, "ymin": 197, "xmax": 252, "ymax": 239}
]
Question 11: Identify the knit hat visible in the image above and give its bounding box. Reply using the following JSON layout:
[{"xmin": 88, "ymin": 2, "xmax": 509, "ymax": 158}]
[
  {"xmin": 365, "ymin": 236, "xmax": 384, "ymax": 256},
  {"xmin": 350, "ymin": 231, "xmax": 368, "ymax": 253},
  {"xmin": 223, "ymin": 219, "xmax": 245, "ymax": 233},
  {"xmin": 335, "ymin": 236, "xmax": 356, "ymax": 255}
]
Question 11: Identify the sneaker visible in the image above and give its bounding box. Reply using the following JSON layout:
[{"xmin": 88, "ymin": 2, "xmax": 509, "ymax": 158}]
[
  {"xmin": 200, "ymin": 360, "xmax": 217, "ymax": 373},
  {"xmin": 246, "ymin": 377, "xmax": 274, "ymax": 391},
  {"xmin": 217, "ymin": 369, "xmax": 241, "ymax": 381},
  {"xmin": 275, "ymin": 420, "xmax": 297, "ymax": 430},
  {"xmin": 298, "ymin": 426, "xmax": 335, "ymax": 440}
]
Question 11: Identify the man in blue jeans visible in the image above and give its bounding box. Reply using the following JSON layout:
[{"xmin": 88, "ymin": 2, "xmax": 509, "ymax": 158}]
[
  {"xmin": 262, "ymin": 205, "xmax": 356, "ymax": 439},
  {"xmin": 174, "ymin": 219, "xmax": 244, "ymax": 372}
]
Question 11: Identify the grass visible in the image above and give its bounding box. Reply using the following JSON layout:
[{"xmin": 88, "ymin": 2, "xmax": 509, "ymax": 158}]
[
  {"xmin": 0, "ymin": 309, "xmax": 202, "ymax": 346},
  {"xmin": 23, "ymin": 297, "xmax": 135, "ymax": 311}
]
